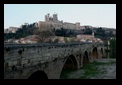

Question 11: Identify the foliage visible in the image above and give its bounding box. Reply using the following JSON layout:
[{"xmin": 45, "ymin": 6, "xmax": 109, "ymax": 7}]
[
  {"xmin": 79, "ymin": 61, "xmax": 116, "ymax": 79},
  {"xmin": 53, "ymin": 38, "xmax": 59, "ymax": 43},
  {"xmin": 70, "ymin": 38, "xmax": 75, "ymax": 42},
  {"xmin": 109, "ymin": 38, "xmax": 116, "ymax": 58},
  {"xmin": 4, "ymin": 23, "xmax": 116, "ymax": 42},
  {"xmin": 60, "ymin": 69, "xmax": 76, "ymax": 79},
  {"xmin": 60, "ymin": 60, "xmax": 116, "ymax": 79},
  {"xmin": 109, "ymin": 39, "xmax": 116, "ymax": 50},
  {"xmin": 4, "ymin": 23, "xmax": 36, "ymax": 40},
  {"xmin": 54, "ymin": 28, "xmax": 76, "ymax": 37},
  {"xmin": 64, "ymin": 37, "xmax": 68, "ymax": 43},
  {"xmin": 105, "ymin": 49, "xmax": 111, "ymax": 52},
  {"xmin": 38, "ymin": 30, "xmax": 55, "ymax": 42},
  {"xmin": 83, "ymin": 28, "xmax": 92, "ymax": 34}
]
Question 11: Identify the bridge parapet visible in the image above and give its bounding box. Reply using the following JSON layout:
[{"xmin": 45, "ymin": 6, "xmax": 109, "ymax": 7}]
[
  {"xmin": 4, "ymin": 42, "xmax": 105, "ymax": 79},
  {"xmin": 4, "ymin": 42, "xmax": 104, "ymax": 75}
]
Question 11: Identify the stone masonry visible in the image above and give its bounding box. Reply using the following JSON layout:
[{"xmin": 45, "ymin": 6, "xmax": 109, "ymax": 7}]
[{"xmin": 4, "ymin": 42, "xmax": 105, "ymax": 79}]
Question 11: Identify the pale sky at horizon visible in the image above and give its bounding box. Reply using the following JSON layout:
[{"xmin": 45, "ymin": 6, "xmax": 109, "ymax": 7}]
[{"xmin": 4, "ymin": 4, "xmax": 116, "ymax": 29}]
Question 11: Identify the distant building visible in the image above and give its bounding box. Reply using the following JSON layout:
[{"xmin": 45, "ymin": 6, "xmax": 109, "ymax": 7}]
[
  {"xmin": 76, "ymin": 31, "xmax": 103, "ymax": 43},
  {"xmin": 4, "ymin": 29, "xmax": 9, "ymax": 33},
  {"xmin": 35, "ymin": 13, "xmax": 85, "ymax": 30},
  {"xmin": 4, "ymin": 27, "xmax": 19, "ymax": 33},
  {"xmin": 77, "ymin": 34, "xmax": 94, "ymax": 39},
  {"xmin": 80, "ymin": 39, "xmax": 86, "ymax": 42},
  {"xmin": 80, "ymin": 26, "xmax": 85, "ymax": 29},
  {"xmin": 77, "ymin": 32, "xmax": 94, "ymax": 40}
]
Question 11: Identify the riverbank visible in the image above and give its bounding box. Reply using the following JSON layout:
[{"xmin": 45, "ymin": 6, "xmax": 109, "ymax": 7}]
[{"xmin": 61, "ymin": 59, "xmax": 116, "ymax": 79}]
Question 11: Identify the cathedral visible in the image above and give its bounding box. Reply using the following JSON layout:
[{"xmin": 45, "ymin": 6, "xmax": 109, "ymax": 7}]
[{"xmin": 35, "ymin": 13, "xmax": 82, "ymax": 30}]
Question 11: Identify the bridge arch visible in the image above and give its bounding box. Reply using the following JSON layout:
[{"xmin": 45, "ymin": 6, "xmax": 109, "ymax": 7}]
[
  {"xmin": 89, "ymin": 51, "xmax": 93, "ymax": 61},
  {"xmin": 28, "ymin": 70, "xmax": 48, "ymax": 79},
  {"xmin": 83, "ymin": 51, "xmax": 89, "ymax": 65},
  {"xmin": 60, "ymin": 54, "xmax": 79, "ymax": 78},
  {"xmin": 101, "ymin": 48, "xmax": 104, "ymax": 58},
  {"xmin": 63, "ymin": 55, "xmax": 78, "ymax": 69},
  {"xmin": 91, "ymin": 47, "xmax": 98, "ymax": 59}
]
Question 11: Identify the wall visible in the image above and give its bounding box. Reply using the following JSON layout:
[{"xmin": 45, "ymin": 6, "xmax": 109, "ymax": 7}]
[{"xmin": 4, "ymin": 43, "xmax": 105, "ymax": 79}]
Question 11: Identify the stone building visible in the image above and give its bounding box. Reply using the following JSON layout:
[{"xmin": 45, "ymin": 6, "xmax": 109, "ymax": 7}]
[
  {"xmin": 35, "ymin": 13, "xmax": 84, "ymax": 30},
  {"xmin": 4, "ymin": 27, "xmax": 18, "ymax": 33},
  {"xmin": 77, "ymin": 32, "xmax": 94, "ymax": 40}
]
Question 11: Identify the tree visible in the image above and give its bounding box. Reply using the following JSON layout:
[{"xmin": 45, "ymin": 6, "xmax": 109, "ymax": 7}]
[
  {"xmin": 83, "ymin": 28, "xmax": 92, "ymax": 34},
  {"xmin": 37, "ymin": 30, "xmax": 55, "ymax": 42},
  {"xmin": 33, "ymin": 27, "xmax": 40, "ymax": 35},
  {"xmin": 64, "ymin": 37, "xmax": 68, "ymax": 43},
  {"xmin": 109, "ymin": 38, "xmax": 116, "ymax": 58},
  {"xmin": 53, "ymin": 38, "xmax": 59, "ymax": 43}
]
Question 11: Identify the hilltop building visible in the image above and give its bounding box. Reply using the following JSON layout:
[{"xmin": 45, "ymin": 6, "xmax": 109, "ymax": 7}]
[
  {"xmin": 4, "ymin": 27, "xmax": 18, "ymax": 33},
  {"xmin": 35, "ymin": 13, "xmax": 84, "ymax": 30}
]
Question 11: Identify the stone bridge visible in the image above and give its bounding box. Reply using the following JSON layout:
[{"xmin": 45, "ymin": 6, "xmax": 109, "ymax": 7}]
[{"xmin": 4, "ymin": 42, "xmax": 106, "ymax": 79}]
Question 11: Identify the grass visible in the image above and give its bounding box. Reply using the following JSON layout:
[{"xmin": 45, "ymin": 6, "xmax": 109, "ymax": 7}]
[
  {"xmin": 79, "ymin": 61, "xmax": 116, "ymax": 79},
  {"xmin": 80, "ymin": 63, "xmax": 100, "ymax": 79},
  {"xmin": 60, "ymin": 69, "xmax": 76, "ymax": 79},
  {"xmin": 60, "ymin": 60, "xmax": 116, "ymax": 79}
]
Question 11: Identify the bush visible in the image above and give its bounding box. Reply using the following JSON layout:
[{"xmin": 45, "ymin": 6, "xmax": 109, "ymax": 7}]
[
  {"xmin": 54, "ymin": 38, "xmax": 59, "ymax": 43},
  {"xmin": 64, "ymin": 37, "xmax": 68, "ymax": 43}
]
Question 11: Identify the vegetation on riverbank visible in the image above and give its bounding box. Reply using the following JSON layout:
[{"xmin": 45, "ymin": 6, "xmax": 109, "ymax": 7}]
[
  {"xmin": 60, "ymin": 59, "xmax": 116, "ymax": 79},
  {"xmin": 79, "ymin": 61, "xmax": 116, "ymax": 79}
]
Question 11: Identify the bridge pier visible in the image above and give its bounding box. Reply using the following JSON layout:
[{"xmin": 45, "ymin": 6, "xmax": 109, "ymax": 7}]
[{"xmin": 4, "ymin": 43, "xmax": 105, "ymax": 79}]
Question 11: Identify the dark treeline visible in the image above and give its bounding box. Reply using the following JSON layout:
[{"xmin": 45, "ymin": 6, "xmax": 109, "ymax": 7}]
[
  {"xmin": 94, "ymin": 27, "xmax": 115, "ymax": 38},
  {"xmin": 4, "ymin": 24, "xmax": 116, "ymax": 41},
  {"xmin": 53, "ymin": 28, "xmax": 76, "ymax": 37},
  {"xmin": 4, "ymin": 23, "xmax": 36, "ymax": 40}
]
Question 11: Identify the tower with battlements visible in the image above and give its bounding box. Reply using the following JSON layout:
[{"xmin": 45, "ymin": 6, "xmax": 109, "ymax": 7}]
[{"xmin": 38, "ymin": 13, "xmax": 82, "ymax": 30}]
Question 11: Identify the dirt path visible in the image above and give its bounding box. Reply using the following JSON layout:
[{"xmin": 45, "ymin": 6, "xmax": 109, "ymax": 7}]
[{"xmin": 65, "ymin": 59, "xmax": 116, "ymax": 79}]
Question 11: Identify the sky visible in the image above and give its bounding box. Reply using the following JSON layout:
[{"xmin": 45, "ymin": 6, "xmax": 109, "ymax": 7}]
[{"xmin": 4, "ymin": 4, "xmax": 116, "ymax": 29}]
